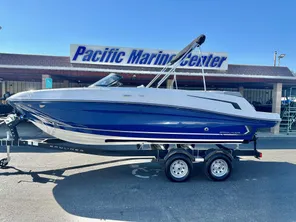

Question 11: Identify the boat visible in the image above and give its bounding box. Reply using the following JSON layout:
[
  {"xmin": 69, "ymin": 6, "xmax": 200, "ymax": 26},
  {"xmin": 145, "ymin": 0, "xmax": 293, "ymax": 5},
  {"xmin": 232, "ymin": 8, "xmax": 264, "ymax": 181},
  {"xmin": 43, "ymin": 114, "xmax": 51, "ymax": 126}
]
[{"xmin": 6, "ymin": 34, "xmax": 281, "ymax": 145}]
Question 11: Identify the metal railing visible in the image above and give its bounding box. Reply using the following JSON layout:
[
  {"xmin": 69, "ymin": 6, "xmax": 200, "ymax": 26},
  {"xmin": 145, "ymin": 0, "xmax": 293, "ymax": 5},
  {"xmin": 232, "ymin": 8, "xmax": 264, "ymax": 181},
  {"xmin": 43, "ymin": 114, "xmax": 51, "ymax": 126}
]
[{"xmin": 280, "ymin": 87, "xmax": 296, "ymax": 134}]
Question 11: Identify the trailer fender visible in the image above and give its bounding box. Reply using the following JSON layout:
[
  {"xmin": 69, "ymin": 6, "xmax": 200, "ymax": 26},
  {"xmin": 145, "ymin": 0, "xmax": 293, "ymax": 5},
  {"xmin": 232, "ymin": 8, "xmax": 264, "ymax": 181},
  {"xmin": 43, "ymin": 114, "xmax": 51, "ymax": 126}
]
[
  {"xmin": 164, "ymin": 148, "xmax": 195, "ymax": 162},
  {"xmin": 204, "ymin": 149, "xmax": 233, "ymax": 164}
]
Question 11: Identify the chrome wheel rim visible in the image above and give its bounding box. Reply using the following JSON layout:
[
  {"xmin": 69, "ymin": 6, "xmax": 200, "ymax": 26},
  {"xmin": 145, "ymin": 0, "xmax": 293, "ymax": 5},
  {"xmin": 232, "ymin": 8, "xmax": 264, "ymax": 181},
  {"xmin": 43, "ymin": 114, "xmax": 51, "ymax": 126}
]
[
  {"xmin": 210, "ymin": 159, "xmax": 229, "ymax": 177},
  {"xmin": 170, "ymin": 159, "xmax": 188, "ymax": 179}
]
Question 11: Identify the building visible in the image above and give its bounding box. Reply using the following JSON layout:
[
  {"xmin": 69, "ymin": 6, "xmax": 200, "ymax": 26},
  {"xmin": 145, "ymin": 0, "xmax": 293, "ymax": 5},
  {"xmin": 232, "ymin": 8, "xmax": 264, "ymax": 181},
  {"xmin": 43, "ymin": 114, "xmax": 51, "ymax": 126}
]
[{"xmin": 0, "ymin": 44, "xmax": 295, "ymax": 134}]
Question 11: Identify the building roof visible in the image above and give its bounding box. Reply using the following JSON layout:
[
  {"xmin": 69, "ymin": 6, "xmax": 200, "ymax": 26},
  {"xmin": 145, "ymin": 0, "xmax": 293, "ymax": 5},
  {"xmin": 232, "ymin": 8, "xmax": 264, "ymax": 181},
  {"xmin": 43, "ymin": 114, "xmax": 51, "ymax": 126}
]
[{"xmin": 0, "ymin": 52, "xmax": 294, "ymax": 78}]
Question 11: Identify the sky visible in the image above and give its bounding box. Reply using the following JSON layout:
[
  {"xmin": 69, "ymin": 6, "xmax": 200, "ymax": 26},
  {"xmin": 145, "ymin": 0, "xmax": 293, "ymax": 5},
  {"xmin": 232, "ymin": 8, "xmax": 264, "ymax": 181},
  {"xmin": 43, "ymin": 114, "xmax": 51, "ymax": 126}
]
[{"xmin": 0, "ymin": 0, "xmax": 295, "ymax": 71}]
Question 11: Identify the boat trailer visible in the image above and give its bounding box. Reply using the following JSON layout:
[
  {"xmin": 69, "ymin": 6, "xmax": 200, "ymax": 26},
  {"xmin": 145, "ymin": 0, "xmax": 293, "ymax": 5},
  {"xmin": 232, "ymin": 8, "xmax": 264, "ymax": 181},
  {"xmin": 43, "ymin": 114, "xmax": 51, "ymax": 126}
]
[{"xmin": 0, "ymin": 115, "xmax": 262, "ymax": 182}]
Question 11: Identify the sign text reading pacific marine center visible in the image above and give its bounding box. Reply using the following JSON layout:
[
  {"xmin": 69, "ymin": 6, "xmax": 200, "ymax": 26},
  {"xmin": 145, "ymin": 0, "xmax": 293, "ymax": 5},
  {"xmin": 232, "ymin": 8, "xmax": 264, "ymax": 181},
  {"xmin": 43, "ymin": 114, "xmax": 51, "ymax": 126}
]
[{"xmin": 70, "ymin": 44, "xmax": 228, "ymax": 70}]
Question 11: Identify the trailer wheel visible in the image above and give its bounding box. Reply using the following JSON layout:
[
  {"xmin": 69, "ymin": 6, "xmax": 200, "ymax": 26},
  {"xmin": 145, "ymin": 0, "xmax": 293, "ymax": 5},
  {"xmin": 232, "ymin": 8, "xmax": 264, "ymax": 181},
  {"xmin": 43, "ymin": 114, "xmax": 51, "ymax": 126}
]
[
  {"xmin": 165, "ymin": 154, "xmax": 193, "ymax": 182},
  {"xmin": 0, "ymin": 158, "xmax": 9, "ymax": 169},
  {"xmin": 204, "ymin": 153, "xmax": 232, "ymax": 181}
]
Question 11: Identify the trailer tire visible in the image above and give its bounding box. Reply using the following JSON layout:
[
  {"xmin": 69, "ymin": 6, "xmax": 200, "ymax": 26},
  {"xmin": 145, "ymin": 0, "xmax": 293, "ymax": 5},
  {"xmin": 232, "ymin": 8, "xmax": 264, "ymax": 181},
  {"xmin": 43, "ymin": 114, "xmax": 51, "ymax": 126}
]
[
  {"xmin": 165, "ymin": 153, "xmax": 193, "ymax": 182},
  {"xmin": 204, "ymin": 153, "xmax": 232, "ymax": 181}
]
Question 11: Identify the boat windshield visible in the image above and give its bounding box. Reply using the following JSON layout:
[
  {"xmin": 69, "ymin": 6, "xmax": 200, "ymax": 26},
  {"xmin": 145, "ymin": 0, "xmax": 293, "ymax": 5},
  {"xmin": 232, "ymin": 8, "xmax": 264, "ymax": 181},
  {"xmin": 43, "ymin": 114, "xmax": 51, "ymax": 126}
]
[{"xmin": 88, "ymin": 73, "xmax": 123, "ymax": 87}]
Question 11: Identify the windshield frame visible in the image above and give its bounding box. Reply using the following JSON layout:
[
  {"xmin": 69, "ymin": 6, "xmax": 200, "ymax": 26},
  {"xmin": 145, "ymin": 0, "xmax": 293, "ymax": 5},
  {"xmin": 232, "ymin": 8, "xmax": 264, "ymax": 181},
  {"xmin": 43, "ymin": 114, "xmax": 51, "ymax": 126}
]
[{"xmin": 88, "ymin": 73, "xmax": 123, "ymax": 88}]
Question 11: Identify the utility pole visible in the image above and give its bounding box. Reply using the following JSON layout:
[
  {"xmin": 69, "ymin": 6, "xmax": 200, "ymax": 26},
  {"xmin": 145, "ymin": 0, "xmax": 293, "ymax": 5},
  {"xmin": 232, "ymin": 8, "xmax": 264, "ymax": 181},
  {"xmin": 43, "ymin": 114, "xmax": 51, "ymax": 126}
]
[{"xmin": 274, "ymin": 51, "xmax": 277, "ymax": 66}]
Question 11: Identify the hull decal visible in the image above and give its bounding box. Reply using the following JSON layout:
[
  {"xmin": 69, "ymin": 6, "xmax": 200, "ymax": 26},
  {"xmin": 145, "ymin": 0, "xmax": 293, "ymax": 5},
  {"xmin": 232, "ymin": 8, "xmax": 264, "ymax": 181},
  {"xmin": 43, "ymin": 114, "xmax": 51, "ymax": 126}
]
[{"xmin": 187, "ymin": 95, "xmax": 241, "ymax": 110}]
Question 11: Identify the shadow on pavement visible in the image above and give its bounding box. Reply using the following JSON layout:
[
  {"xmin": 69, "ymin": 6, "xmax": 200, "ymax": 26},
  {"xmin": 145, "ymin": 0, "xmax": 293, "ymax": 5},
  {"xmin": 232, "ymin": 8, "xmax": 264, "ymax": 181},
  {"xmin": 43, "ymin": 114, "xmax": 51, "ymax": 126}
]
[
  {"xmin": 0, "ymin": 157, "xmax": 152, "ymax": 180},
  {"xmin": 1, "ymin": 159, "xmax": 296, "ymax": 221}
]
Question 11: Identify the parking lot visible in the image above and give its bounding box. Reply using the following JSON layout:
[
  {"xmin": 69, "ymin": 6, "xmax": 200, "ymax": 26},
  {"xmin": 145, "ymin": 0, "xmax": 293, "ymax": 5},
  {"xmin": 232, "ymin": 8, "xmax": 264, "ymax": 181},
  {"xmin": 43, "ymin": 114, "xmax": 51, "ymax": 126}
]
[{"xmin": 1, "ymin": 124, "xmax": 296, "ymax": 222}]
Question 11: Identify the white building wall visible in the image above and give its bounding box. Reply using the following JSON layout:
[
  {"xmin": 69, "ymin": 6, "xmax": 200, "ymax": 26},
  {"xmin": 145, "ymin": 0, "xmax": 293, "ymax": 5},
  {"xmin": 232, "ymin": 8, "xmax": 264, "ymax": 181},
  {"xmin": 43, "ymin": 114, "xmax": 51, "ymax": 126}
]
[
  {"xmin": 244, "ymin": 89, "xmax": 272, "ymax": 105},
  {"xmin": 4, "ymin": 81, "xmax": 42, "ymax": 94},
  {"xmin": 2, "ymin": 81, "xmax": 90, "ymax": 95}
]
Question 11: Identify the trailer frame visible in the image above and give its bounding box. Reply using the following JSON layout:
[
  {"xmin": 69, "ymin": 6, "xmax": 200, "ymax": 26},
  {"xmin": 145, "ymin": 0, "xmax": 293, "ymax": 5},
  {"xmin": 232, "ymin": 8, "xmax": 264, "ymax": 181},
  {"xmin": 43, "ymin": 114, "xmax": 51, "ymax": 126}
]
[{"xmin": 0, "ymin": 115, "xmax": 262, "ymax": 182}]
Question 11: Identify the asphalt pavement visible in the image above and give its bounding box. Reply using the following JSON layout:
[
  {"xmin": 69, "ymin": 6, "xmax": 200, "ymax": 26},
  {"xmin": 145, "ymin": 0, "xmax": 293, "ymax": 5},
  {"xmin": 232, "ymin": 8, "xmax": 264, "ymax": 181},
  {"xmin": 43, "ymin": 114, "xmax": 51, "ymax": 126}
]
[{"xmin": 1, "ymin": 123, "xmax": 296, "ymax": 222}]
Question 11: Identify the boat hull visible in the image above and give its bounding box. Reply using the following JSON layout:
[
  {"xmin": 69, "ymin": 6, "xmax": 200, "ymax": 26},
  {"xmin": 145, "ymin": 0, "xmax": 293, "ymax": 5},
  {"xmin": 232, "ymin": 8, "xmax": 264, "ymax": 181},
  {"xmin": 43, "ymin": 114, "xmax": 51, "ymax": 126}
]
[{"xmin": 10, "ymin": 100, "xmax": 278, "ymax": 145}]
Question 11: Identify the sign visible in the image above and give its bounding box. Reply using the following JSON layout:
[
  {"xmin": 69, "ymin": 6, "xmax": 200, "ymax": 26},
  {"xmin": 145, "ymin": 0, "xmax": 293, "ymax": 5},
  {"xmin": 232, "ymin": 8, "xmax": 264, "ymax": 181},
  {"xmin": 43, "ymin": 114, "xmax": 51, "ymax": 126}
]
[
  {"xmin": 70, "ymin": 44, "xmax": 228, "ymax": 70},
  {"xmin": 45, "ymin": 78, "xmax": 52, "ymax": 89}
]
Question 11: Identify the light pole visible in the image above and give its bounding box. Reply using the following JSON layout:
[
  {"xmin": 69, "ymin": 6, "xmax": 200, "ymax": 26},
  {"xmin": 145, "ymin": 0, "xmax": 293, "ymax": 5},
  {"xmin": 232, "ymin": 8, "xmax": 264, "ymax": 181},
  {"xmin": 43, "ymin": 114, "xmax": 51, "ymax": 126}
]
[
  {"xmin": 274, "ymin": 51, "xmax": 286, "ymax": 66},
  {"xmin": 278, "ymin": 54, "xmax": 286, "ymax": 66}
]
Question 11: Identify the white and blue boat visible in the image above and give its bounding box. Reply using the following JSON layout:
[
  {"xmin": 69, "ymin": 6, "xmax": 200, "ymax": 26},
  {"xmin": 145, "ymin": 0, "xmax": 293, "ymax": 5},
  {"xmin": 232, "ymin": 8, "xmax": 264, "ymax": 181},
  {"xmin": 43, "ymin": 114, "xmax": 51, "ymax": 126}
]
[{"xmin": 6, "ymin": 35, "xmax": 281, "ymax": 145}]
